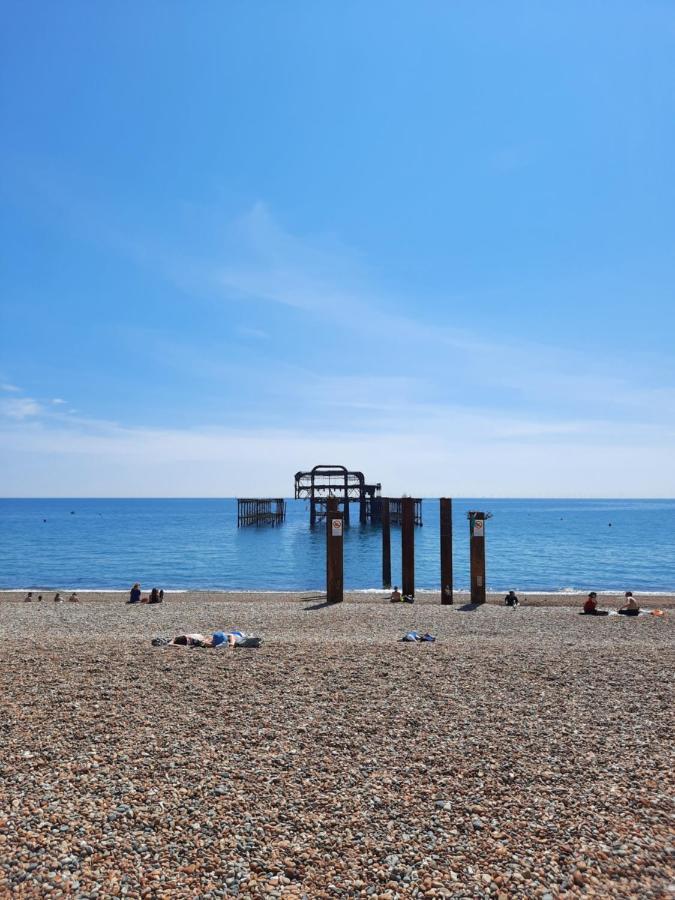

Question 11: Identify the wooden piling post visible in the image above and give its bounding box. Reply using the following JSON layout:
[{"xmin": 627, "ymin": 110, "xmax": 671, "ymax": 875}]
[
  {"xmin": 401, "ymin": 497, "xmax": 415, "ymax": 598},
  {"xmin": 440, "ymin": 498, "xmax": 453, "ymax": 604},
  {"xmin": 382, "ymin": 498, "xmax": 391, "ymax": 588},
  {"xmin": 326, "ymin": 498, "xmax": 344, "ymax": 603},
  {"xmin": 468, "ymin": 511, "xmax": 488, "ymax": 604}
]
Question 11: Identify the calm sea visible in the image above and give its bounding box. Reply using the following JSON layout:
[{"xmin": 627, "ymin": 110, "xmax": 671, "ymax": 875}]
[{"xmin": 0, "ymin": 498, "xmax": 674, "ymax": 592}]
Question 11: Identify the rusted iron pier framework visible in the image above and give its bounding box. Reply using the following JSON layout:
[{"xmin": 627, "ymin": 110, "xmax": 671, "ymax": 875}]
[
  {"xmin": 294, "ymin": 465, "xmax": 382, "ymax": 526},
  {"xmin": 384, "ymin": 497, "xmax": 423, "ymax": 526},
  {"xmin": 237, "ymin": 498, "xmax": 286, "ymax": 527}
]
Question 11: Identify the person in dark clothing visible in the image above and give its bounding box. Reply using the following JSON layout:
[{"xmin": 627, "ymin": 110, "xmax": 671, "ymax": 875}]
[
  {"xmin": 148, "ymin": 588, "xmax": 162, "ymax": 604},
  {"xmin": 582, "ymin": 592, "xmax": 608, "ymax": 616},
  {"xmin": 128, "ymin": 583, "xmax": 141, "ymax": 604},
  {"xmin": 504, "ymin": 590, "xmax": 519, "ymax": 608}
]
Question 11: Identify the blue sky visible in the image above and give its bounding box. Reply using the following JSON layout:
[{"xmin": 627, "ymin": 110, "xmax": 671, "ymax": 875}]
[{"xmin": 1, "ymin": 1, "xmax": 674, "ymax": 496}]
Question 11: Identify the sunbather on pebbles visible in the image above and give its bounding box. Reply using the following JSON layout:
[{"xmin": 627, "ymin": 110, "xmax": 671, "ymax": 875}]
[{"xmin": 155, "ymin": 630, "xmax": 262, "ymax": 649}]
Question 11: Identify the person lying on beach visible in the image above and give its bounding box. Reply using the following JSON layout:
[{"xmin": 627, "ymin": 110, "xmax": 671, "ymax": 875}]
[
  {"xmin": 169, "ymin": 633, "xmax": 209, "ymax": 647},
  {"xmin": 68, "ymin": 592, "xmax": 79, "ymax": 603},
  {"xmin": 504, "ymin": 590, "xmax": 519, "ymax": 608},
  {"xmin": 390, "ymin": 587, "xmax": 402, "ymax": 603},
  {"xmin": 54, "ymin": 593, "xmax": 63, "ymax": 603},
  {"xmin": 148, "ymin": 588, "xmax": 163, "ymax": 604},
  {"xmin": 24, "ymin": 592, "xmax": 33, "ymax": 602},
  {"xmin": 582, "ymin": 592, "xmax": 608, "ymax": 616},
  {"xmin": 164, "ymin": 630, "xmax": 261, "ymax": 648},
  {"xmin": 128, "ymin": 584, "xmax": 141, "ymax": 604},
  {"xmin": 211, "ymin": 630, "xmax": 254, "ymax": 647},
  {"xmin": 401, "ymin": 631, "xmax": 436, "ymax": 642},
  {"xmin": 618, "ymin": 592, "xmax": 640, "ymax": 616}
]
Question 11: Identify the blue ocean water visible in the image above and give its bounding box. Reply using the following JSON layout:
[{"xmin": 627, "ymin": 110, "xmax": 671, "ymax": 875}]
[{"xmin": 0, "ymin": 498, "xmax": 674, "ymax": 592}]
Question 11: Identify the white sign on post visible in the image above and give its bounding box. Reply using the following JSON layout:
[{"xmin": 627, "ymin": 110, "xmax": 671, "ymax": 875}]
[
  {"xmin": 473, "ymin": 519, "xmax": 484, "ymax": 538},
  {"xmin": 331, "ymin": 518, "xmax": 343, "ymax": 537}
]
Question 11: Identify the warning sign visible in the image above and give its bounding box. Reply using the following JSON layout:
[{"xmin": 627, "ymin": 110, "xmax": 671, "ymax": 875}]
[
  {"xmin": 331, "ymin": 518, "xmax": 343, "ymax": 537},
  {"xmin": 473, "ymin": 519, "xmax": 484, "ymax": 538}
]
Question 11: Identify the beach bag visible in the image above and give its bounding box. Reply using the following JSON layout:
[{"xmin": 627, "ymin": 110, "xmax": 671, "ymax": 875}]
[{"xmin": 238, "ymin": 637, "xmax": 262, "ymax": 649}]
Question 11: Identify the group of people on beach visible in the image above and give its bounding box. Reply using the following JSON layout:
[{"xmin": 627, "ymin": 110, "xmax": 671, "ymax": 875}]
[
  {"xmin": 127, "ymin": 584, "xmax": 164, "ymax": 604},
  {"xmin": 389, "ymin": 586, "xmax": 414, "ymax": 603},
  {"xmin": 24, "ymin": 592, "xmax": 79, "ymax": 603},
  {"xmin": 582, "ymin": 591, "xmax": 642, "ymax": 616},
  {"xmin": 505, "ymin": 589, "xmax": 652, "ymax": 616}
]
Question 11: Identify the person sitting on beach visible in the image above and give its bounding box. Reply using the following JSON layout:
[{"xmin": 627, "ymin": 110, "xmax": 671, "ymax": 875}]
[
  {"xmin": 159, "ymin": 589, "xmax": 164, "ymax": 601},
  {"xmin": 618, "ymin": 592, "xmax": 640, "ymax": 616},
  {"xmin": 148, "ymin": 588, "xmax": 162, "ymax": 604},
  {"xmin": 128, "ymin": 584, "xmax": 141, "ymax": 604},
  {"xmin": 37, "ymin": 594, "xmax": 43, "ymax": 602},
  {"xmin": 24, "ymin": 592, "xmax": 33, "ymax": 602},
  {"xmin": 582, "ymin": 592, "xmax": 608, "ymax": 616},
  {"xmin": 504, "ymin": 590, "xmax": 519, "ymax": 608},
  {"xmin": 390, "ymin": 586, "xmax": 402, "ymax": 603},
  {"xmin": 54, "ymin": 593, "xmax": 63, "ymax": 603},
  {"xmin": 68, "ymin": 592, "xmax": 79, "ymax": 603}
]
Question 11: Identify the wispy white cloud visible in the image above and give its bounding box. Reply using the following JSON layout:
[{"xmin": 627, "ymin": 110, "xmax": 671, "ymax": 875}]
[
  {"xmin": 51, "ymin": 398, "xmax": 67, "ymax": 405},
  {"xmin": 212, "ymin": 205, "xmax": 675, "ymax": 427},
  {"xmin": 0, "ymin": 382, "xmax": 21, "ymax": 393},
  {"xmin": 0, "ymin": 397, "xmax": 43, "ymax": 419},
  {"xmin": 1, "ymin": 407, "xmax": 674, "ymax": 497}
]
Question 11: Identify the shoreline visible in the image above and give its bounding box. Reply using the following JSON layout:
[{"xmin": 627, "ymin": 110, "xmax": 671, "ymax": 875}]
[{"xmin": 2, "ymin": 588, "xmax": 675, "ymax": 607}]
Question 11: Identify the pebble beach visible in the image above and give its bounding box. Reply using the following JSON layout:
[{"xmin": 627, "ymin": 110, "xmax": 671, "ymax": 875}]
[{"xmin": 0, "ymin": 591, "xmax": 673, "ymax": 899}]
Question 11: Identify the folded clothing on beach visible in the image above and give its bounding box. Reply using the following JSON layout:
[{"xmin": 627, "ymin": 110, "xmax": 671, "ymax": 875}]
[{"xmin": 401, "ymin": 631, "xmax": 436, "ymax": 642}]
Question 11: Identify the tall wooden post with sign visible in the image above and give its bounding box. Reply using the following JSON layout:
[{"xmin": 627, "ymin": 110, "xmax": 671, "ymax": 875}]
[
  {"xmin": 468, "ymin": 511, "xmax": 490, "ymax": 605},
  {"xmin": 440, "ymin": 498, "xmax": 453, "ymax": 604},
  {"xmin": 401, "ymin": 497, "xmax": 415, "ymax": 598},
  {"xmin": 381, "ymin": 498, "xmax": 391, "ymax": 588},
  {"xmin": 326, "ymin": 498, "xmax": 344, "ymax": 603}
]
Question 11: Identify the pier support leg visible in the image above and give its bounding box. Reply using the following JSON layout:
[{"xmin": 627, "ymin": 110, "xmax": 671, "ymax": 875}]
[
  {"xmin": 402, "ymin": 497, "xmax": 415, "ymax": 598},
  {"xmin": 382, "ymin": 499, "xmax": 391, "ymax": 589},
  {"xmin": 326, "ymin": 498, "xmax": 344, "ymax": 603},
  {"xmin": 440, "ymin": 497, "xmax": 453, "ymax": 604},
  {"xmin": 310, "ymin": 499, "xmax": 316, "ymax": 527},
  {"xmin": 469, "ymin": 512, "xmax": 487, "ymax": 605}
]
